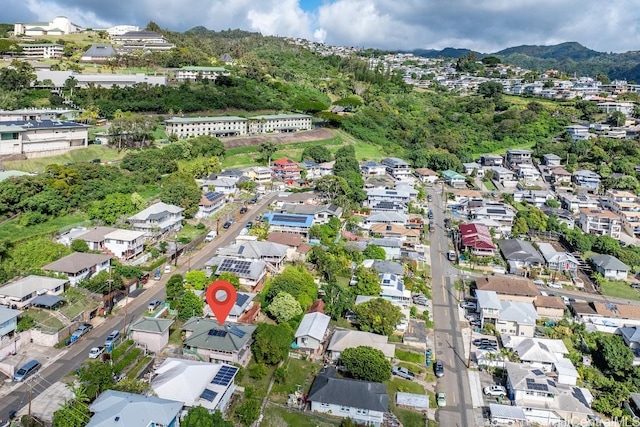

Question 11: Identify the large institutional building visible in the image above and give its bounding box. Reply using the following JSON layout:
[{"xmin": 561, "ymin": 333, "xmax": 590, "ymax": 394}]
[
  {"xmin": 0, "ymin": 120, "xmax": 89, "ymax": 157},
  {"xmin": 14, "ymin": 16, "xmax": 82, "ymax": 36},
  {"xmin": 165, "ymin": 114, "xmax": 313, "ymax": 139}
]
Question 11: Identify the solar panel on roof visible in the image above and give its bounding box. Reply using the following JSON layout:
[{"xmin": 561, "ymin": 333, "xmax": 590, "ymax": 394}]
[
  {"xmin": 219, "ymin": 258, "xmax": 252, "ymax": 275},
  {"xmin": 526, "ymin": 378, "xmax": 548, "ymax": 392},
  {"xmin": 531, "ymin": 369, "xmax": 544, "ymax": 376},
  {"xmin": 229, "ymin": 325, "xmax": 246, "ymax": 338},
  {"xmin": 271, "ymin": 214, "xmax": 309, "ymax": 224},
  {"xmin": 486, "ymin": 208, "xmax": 506, "ymax": 214},
  {"xmin": 208, "ymin": 328, "xmax": 227, "ymax": 337},
  {"xmin": 200, "ymin": 388, "xmax": 218, "ymax": 402},
  {"xmin": 235, "ymin": 293, "xmax": 250, "ymax": 307},
  {"xmin": 211, "ymin": 365, "xmax": 239, "ymax": 386}
]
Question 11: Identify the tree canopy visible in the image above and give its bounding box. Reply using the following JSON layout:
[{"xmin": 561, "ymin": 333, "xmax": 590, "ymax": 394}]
[
  {"xmin": 251, "ymin": 323, "xmax": 294, "ymax": 365},
  {"xmin": 340, "ymin": 346, "xmax": 392, "ymax": 382},
  {"xmin": 354, "ymin": 298, "xmax": 402, "ymax": 336}
]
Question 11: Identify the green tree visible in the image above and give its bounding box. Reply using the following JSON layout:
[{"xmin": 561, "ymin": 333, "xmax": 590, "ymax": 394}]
[
  {"xmin": 266, "ymin": 266, "xmax": 317, "ymax": 310},
  {"xmin": 267, "ymin": 292, "xmax": 302, "ymax": 323},
  {"xmin": 5, "ymin": 237, "xmax": 72, "ymax": 275},
  {"xmin": 322, "ymin": 283, "xmax": 354, "ymax": 319},
  {"xmin": 217, "ymin": 271, "xmax": 240, "ymax": 289},
  {"xmin": 52, "ymin": 399, "xmax": 91, "ymax": 427},
  {"xmin": 182, "ymin": 406, "xmax": 233, "ymax": 427},
  {"xmin": 160, "ymin": 171, "xmax": 201, "ymax": 218},
  {"xmin": 166, "ymin": 274, "xmax": 185, "ymax": 308},
  {"xmin": 607, "ymin": 111, "xmax": 626, "ymax": 127},
  {"xmin": 176, "ymin": 290, "xmax": 204, "ymax": 320},
  {"xmin": 248, "ymin": 221, "xmax": 269, "ymax": 240},
  {"xmin": 592, "ymin": 235, "xmax": 621, "ymax": 256},
  {"xmin": 112, "ymin": 378, "xmax": 151, "ymax": 394},
  {"xmin": 593, "ymin": 334, "xmax": 633, "ymax": 379},
  {"xmin": 251, "ymin": 323, "xmax": 294, "ymax": 364},
  {"xmin": 544, "ymin": 199, "xmax": 559, "ymax": 208},
  {"xmin": 88, "ymin": 192, "xmax": 135, "ymax": 224},
  {"xmin": 511, "ymin": 216, "xmax": 529, "ymax": 236},
  {"xmin": 257, "ymin": 141, "xmax": 277, "ymax": 164},
  {"xmin": 235, "ymin": 398, "xmax": 261, "ymax": 426},
  {"xmin": 77, "ymin": 361, "xmax": 115, "ymax": 400},
  {"xmin": 340, "ymin": 346, "xmax": 392, "ymax": 382},
  {"xmin": 363, "ymin": 244, "xmax": 386, "ymax": 260},
  {"xmin": 477, "ymin": 81, "xmax": 503, "ymax": 99},
  {"xmin": 301, "ymin": 145, "xmax": 332, "ymax": 163},
  {"xmin": 353, "ymin": 266, "xmax": 382, "ymax": 296},
  {"xmin": 185, "ymin": 270, "xmax": 208, "ymax": 290},
  {"xmin": 315, "ymin": 175, "xmax": 350, "ymax": 202},
  {"xmin": 354, "ymin": 298, "xmax": 402, "ymax": 336},
  {"xmin": 70, "ymin": 239, "xmax": 90, "ymax": 253}
]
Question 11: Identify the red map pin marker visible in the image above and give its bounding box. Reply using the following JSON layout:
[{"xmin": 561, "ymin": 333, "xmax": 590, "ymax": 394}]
[{"xmin": 205, "ymin": 280, "xmax": 237, "ymax": 325}]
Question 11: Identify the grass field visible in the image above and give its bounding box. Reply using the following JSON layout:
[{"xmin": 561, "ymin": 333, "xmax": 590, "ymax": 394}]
[
  {"xmin": 238, "ymin": 360, "xmax": 277, "ymax": 398},
  {"xmin": 393, "ymin": 407, "xmax": 426, "ymax": 427},
  {"xmin": 26, "ymin": 308, "xmax": 65, "ymax": 332},
  {"xmin": 60, "ymin": 288, "xmax": 100, "ymax": 320},
  {"xmin": 4, "ymin": 146, "xmax": 126, "ymax": 173},
  {"xmin": 395, "ymin": 348, "xmax": 426, "ymax": 364},
  {"xmin": 0, "ymin": 212, "xmax": 89, "ymax": 242},
  {"xmin": 262, "ymin": 406, "xmax": 340, "ymax": 427},
  {"xmin": 599, "ymin": 280, "xmax": 640, "ymax": 301},
  {"xmin": 270, "ymin": 358, "xmax": 320, "ymax": 404}
]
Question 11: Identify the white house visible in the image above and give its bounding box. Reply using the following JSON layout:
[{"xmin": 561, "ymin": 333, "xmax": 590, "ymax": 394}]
[
  {"xmin": 589, "ymin": 254, "xmax": 629, "ymax": 281},
  {"xmin": 295, "ymin": 312, "xmax": 331, "ymax": 352},
  {"xmin": 0, "ymin": 276, "xmax": 68, "ymax": 309},
  {"xmin": 380, "ymin": 158, "xmax": 412, "ymax": 181},
  {"xmin": 175, "ymin": 66, "xmax": 230, "ymax": 82},
  {"xmin": 0, "ymin": 306, "xmax": 21, "ymax": 338},
  {"xmin": 0, "ymin": 120, "xmax": 89, "ymax": 157},
  {"xmin": 196, "ymin": 191, "xmax": 226, "ymax": 219},
  {"xmin": 360, "ymin": 161, "xmax": 386, "ymax": 176},
  {"xmin": 308, "ymin": 368, "xmax": 388, "ymax": 427},
  {"xmin": 18, "ymin": 43, "xmax": 64, "ymax": 59},
  {"xmin": 127, "ymin": 202, "xmax": 184, "ymax": 238},
  {"xmin": 103, "ymin": 229, "xmax": 146, "ymax": 261},
  {"xmin": 43, "ymin": 253, "xmax": 112, "ymax": 286},
  {"xmin": 327, "ymin": 330, "xmax": 396, "ymax": 360},
  {"xmin": 496, "ymin": 301, "xmax": 539, "ymax": 337}
]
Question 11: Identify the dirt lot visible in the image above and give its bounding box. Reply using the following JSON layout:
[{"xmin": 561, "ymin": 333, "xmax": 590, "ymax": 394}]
[{"xmin": 222, "ymin": 128, "xmax": 335, "ymax": 149}]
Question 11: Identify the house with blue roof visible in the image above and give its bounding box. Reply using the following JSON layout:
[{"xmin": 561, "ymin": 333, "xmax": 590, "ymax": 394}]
[
  {"xmin": 262, "ymin": 213, "xmax": 314, "ymax": 237},
  {"xmin": 87, "ymin": 390, "xmax": 182, "ymax": 427}
]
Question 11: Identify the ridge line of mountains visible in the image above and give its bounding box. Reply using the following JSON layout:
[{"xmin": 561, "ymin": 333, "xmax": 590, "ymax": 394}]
[{"xmin": 402, "ymin": 41, "xmax": 640, "ymax": 81}]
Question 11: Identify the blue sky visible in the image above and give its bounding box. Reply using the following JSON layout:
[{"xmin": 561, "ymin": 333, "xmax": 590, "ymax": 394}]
[{"xmin": 5, "ymin": 0, "xmax": 640, "ymax": 53}]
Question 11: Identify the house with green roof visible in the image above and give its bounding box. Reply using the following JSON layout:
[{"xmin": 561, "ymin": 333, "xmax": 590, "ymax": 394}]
[
  {"xmin": 129, "ymin": 316, "xmax": 174, "ymax": 353},
  {"xmin": 182, "ymin": 317, "xmax": 256, "ymax": 366},
  {"xmin": 441, "ymin": 169, "xmax": 467, "ymax": 189}
]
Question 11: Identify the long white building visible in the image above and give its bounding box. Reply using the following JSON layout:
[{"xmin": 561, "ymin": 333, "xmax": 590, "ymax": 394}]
[
  {"xmin": 165, "ymin": 114, "xmax": 313, "ymax": 139},
  {"xmin": 0, "ymin": 120, "xmax": 89, "ymax": 157}
]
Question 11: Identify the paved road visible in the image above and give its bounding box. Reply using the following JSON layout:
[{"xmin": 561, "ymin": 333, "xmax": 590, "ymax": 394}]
[
  {"xmin": 428, "ymin": 186, "xmax": 474, "ymax": 427},
  {"xmin": 0, "ymin": 192, "xmax": 278, "ymax": 421}
]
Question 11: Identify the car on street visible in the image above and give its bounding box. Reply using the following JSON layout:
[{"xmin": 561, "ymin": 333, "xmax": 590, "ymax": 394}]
[
  {"xmin": 88, "ymin": 346, "xmax": 105, "ymax": 359},
  {"xmin": 413, "ymin": 297, "xmax": 429, "ymax": 306},
  {"xmin": 460, "ymin": 301, "xmax": 476, "ymax": 310},
  {"xmin": 148, "ymin": 300, "xmax": 162, "ymax": 311},
  {"xmin": 392, "ymin": 366, "xmax": 415, "ymax": 380},
  {"xmin": 223, "ymin": 221, "xmax": 232, "ymax": 229},
  {"xmin": 246, "ymin": 221, "xmax": 253, "ymax": 229},
  {"xmin": 427, "ymin": 195, "xmax": 432, "ymax": 202},
  {"xmin": 434, "ymin": 360, "xmax": 445, "ymax": 378},
  {"xmin": 533, "ymin": 279, "xmax": 545, "ymax": 286},
  {"xmin": 436, "ymin": 392, "xmax": 447, "ymax": 407},
  {"xmin": 240, "ymin": 207, "xmax": 248, "ymax": 214},
  {"xmin": 204, "ymin": 231, "xmax": 216, "ymax": 242},
  {"xmin": 548, "ymin": 282, "xmax": 563, "ymax": 289},
  {"xmin": 249, "ymin": 195, "xmax": 258, "ymax": 204},
  {"xmin": 75, "ymin": 323, "xmax": 92, "ymax": 337},
  {"xmin": 104, "ymin": 330, "xmax": 121, "ymax": 347},
  {"xmin": 484, "ymin": 385, "xmax": 507, "ymax": 397}
]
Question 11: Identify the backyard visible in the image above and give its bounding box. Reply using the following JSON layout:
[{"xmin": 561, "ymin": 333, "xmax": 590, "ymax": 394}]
[
  {"xmin": 269, "ymin": 358, "xmax": 320, "ymax": 404},
  {"xmin": 59, "ymin": 288, "xmax": 101, "ymax": 320},
  {"xmin": 599, "ymin": 279, "xmax": 640, "ymax": 301}
]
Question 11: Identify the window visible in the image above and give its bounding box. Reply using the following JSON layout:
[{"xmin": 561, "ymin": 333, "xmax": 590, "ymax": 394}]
[
  {"xmin": 340, "ymin": 406, "xmax": 350, "ymax": 413},
  {"xmin": 320, "ymin": 403, "xmax": 330, "ymax": 408}
]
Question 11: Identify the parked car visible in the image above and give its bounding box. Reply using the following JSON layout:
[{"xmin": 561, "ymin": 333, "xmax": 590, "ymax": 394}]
[
  {"xmin": 104, "ymin": 330, "xmax": 121, "ymax": 347},
  {"xmin": 223, "ymin": 221, "xmax": 232, "ymax": 229},
  {"xmin": 434, "ymin": 360, "xmax": 445, "ymax": 378},
  {"xmin": 484, "ymin": 385, "xmax": 507, "ymax": 396},
  {"xmin": 204, "ymin": 231, "xmax": 217, "ymax": 242},
  {"xmin": 533, "ymin": 279, "xmax": 545, "ymax": 286},
  {"xmin": 470, "ymin": 319, "xmax": 482, "ymax": 327},
  {"xmin": 240, "ymin": 207, "xmax": 248, "ymax": 214},
  {"xmin": 246, "ymin": 221, "xmax": 253, "ymax": 229},
  {"xmin": 478, "ymin": 344, "xmax": 498, "ymax": 351},
  {"xmin": 392, "ymin": 366, "xmax": 415, "ymax": 380},
  {"xmin": 88, "ymin": 346, "xmax": 105, "ymax": 359},
  {"xmin": 548, "ymin": 282, "xmax": 563, "ymax": 289},
  {"xmin": 75, "ymin": 323, "xmax": 92, "ymax": 337},
  {"xmin": 427, "ymin": 195, "xmax": 432, "ymax": 202},
  {"xmin": 460, "ymin": 301, "xmax": 476, "ymax": 310},
  {"xmin": 413, "ymin": 297, "xmax": 429, "ymax": 306},
  {"xmin": 465, "ymin": 313, "xmax": 479, "ymax": 321},
  {"xmin": 249, "ymin": 195, "xmax": 258, "ymax": 204},
  {"xmin": 164, "ymin": 265, "xmax": 171, "ymax": 274},
  {"xmin": 436, "ymin": 392, "xmax": 447, "ymax": 407},
  {"xmin": 492, "ymin": 266, "xmax": 506, "ymax": 274},
  {"xmin": 447, "ymin": 250, "xmax": 456, "ymax": 261},
  {"xmin": 13, "ymin": 360, "xmax": 40, "ymax": 382},
  {"xmin": 148, "ymin": 300, "xmax": 162, "ymax": 311}
]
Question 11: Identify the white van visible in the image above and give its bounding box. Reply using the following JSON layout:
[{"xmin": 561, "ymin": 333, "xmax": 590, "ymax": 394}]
[{"xmin": 204, "ymin": 231, "xmax": 217, "ymax": 242}]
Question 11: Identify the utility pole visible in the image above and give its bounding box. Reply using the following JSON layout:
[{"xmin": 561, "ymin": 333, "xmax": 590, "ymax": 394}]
[{"xmin": 173, "ymin": 234, "xmax": 178, "ymax": 267}]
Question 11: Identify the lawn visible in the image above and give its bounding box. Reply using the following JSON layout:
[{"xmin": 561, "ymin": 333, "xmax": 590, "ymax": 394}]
[
  {"xmin": 168, "ymin": 321, "xmax": 184, "ymax": 345},
  {"xmin": 270, "ymin": 358, "xmax": 321, "ymax": 404},
  {"xmin": 177, "ymin": 223, "xmax": 207, "ymax": 243},
  {"xmin": 237, "ymin": 360, "xmax": 277, "ymax": 398},
  {"xmin": 0, "ymin": 212, "xmax": 89, "ymax": 242},
  {"xmin": 262, "ymin": 406, "xmax": 340, "ymax": 427},
  {"xmin": 393, "ymin": 407, "xmax": 426, "ymax": 427},
  {"xmin": 395, "ymin": 348, "xmax": 425, "ymax": 364},
  {"xmin": 599, "ymin": 279, "xmax": 640, "ymax": 301},
  {"xmin": 386, "ymin": 378, "xmax": 425, "ymax": 396},
  {"xmin": 4, "ymin": 146, "xmax": 126, "ymax": 173},
  {"xmin": 59, "ymin": 288, "xmax": 100, "ymax": 320},
  {"xmin": 483, "ymin": 179, "xmax": 497, "ymax": 191},
  {"xmin": 25, "ymin": 308, "xmax": 65, "ymax": 332}
]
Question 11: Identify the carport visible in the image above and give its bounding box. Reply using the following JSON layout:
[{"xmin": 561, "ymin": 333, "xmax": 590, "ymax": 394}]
[
  {"xmin": 489, "ymin": 403, "xmax": 527, "ymax": 425},
  {"xmin": 30, "ymin": 295, "xmax": 65, "ymax": 310}
]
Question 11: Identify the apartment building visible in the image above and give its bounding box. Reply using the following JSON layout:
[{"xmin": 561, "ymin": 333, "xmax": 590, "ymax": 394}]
[
  {"xmin": 247, "ymin": 114, "xmax": 312, "ymax": 134},
  {"xmin": 0, "ymin": 120, "xmax": 88, "ymax": 157},
  {"xmin": 165, "ymin": 116, "xmax": 247, "ymax": 139},
  {"xmin": 380, "ymin": 158, "xmax": 412, "ymax": 181},
  {"xmin": 579, "ymin": 208, "xmax": 621, "ymax": 239},
  {"xmin": 598, "ymin": 101, "xmax": 634, "ymax": 116},
  {"xmin": 175, "ymin": 66, "xmax": 230, "ymax": 82},
  {"xmin": 18, "ymin": 43, "xmax": 63, "ymax": 59},
  {"xmin": 110, "ymin": 30, "xmax": 175, "ymax": 52},
  {"xmin": 14, "ymin": 16, "xmax": 82, "ymax": 36},
  {"xmin": 604, "ymin": 189, "xmax": 640, "ymax": 236}
]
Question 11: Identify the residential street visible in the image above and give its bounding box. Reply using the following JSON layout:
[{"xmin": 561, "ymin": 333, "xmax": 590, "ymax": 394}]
[
  {"xmin": 428, "ymin": 185, "xmax": 475, "ymax": 427},
  {"xmin": 0, "ymin": 192, "xmax": 278, "ymax": 422}
]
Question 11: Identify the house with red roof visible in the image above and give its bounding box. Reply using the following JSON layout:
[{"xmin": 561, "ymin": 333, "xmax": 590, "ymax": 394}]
[
  {"xmin": 272, "ymin": 157, "xmax": 301, "ymax": 183},
  {"xmin": 458, "ymin": 223, "xmax": 496, "ymax": 257}
]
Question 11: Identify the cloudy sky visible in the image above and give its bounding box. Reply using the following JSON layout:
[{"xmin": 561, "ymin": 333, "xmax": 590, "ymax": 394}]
[{"xmin": 6, "ymin": 0, "xmax": 640, "ymax": 53}]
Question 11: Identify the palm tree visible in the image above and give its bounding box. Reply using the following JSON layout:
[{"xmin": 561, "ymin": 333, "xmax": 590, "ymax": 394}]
[{"xmin": 64, "ymin": 76, "xmax": 78, "ymax": 98}]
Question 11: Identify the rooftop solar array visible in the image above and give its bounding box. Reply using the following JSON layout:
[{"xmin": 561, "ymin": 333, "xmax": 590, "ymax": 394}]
[
  {"xmin": 486, "ymin": 208, "xmax": 507, "ymax": 215},
  {"xmin": 219, "ymin": 258, "xmax": 253, "ymax": 275},
  {"xmin": 271, "ymin": 214, "xmax": 310, "ymax": 224},
  {"xmin": 211, "ymin": 365, "xmax": 239, "ymax": 386},
  {"xmin": 204, "ymin": 191, "xmax": 224, "ymax": 202},
  {"xmin": 531, "ymin": 369, "xmax": 544, "ymax": 376},
  {"xmin": 229, "ymin": 326, "xmax": 246, "ymax": 338},
  {"xmin": 200, "ymin": 388, "xmax": 218, "ymax": 402},
  {"xmin": 235, "ymin": 293, "xmax": 250, "ymax": 307},
  {"xmin": 208, "ymin": 328, "xmax": 227, "ymax": 337},
  {"xmin": 525, "ymin": 378, "xmax": 548, "ymax": 392}
]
